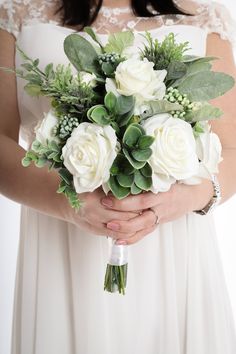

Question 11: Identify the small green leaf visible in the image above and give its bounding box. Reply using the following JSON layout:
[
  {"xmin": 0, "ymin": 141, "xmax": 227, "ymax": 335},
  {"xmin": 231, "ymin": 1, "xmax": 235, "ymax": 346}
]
[
  {"xmin": 45, "ymin": 63, "xmax": 54, "ymax": 78},
  {"xmin": 123, "ymin": 148, "xmax": 146, "ymax": 169},
  {"xmin": 84, "ymin": 26, "xmax": 104, "ymax": 51},
  {"xmin": 134, "ymin": 170, "xmax": 152, "ymax": 191},
  {"xmin": 35, "ymin": 157, "xmax": 48, "ymax": 168},
  {"xmin": 59, "ymin": 168, "xmax": 73, "ymax": 185},
  {"xmin": 138, "ymin": 135, "xmax": 155, "ymax": 149},
  {"xmin": 102, "ymin": 62, "xmax": 115, "ymax": 76},
  {"xmin": 104, "ymin": 92, "xmax": 117, "ymax": 112},
  {"xmin": 57, "ymin": 185, "xmax": 67, "ymax": 193},
  {"xmin": 31, "ymin": 140, "xmax": 42, "ymax": 152},
  {"xmin": 105, "ymin": 31, "xmax": 134, "ymax": 54},
  {"xmin": 24, "ymin": 83, "xmax": 41, "ymax": 96},
  {"xmin": 131, "ymin": 148, "xmax": 152, "ymax": 162},
  {"xmin": 117, "ymin": 173, "xmax": 134, "ymax": 187},
  {"xmin": 87, "ymin": 105, "xmax": 110, "ymax": 125},
  {"xmin": 123, "ymin": 124, "xmax": 143, "ymax": 148},
  {"xmin": 21, "ymin": 157, "xmax": 32, "ymax": 167},
  {"xmin": 140, "ymin": 163, "xmax": 152, "ymax": 177},
  {"xmin": 115, "ymin": 95, "xmax": 135, "ymax": 115},
  {"xmin": 108, "ymin": 176, "xmax": 130, "ymax": 199},
  {"xmin": 131, "ymin": 183, "xmax": 142, "ymax": 195}
]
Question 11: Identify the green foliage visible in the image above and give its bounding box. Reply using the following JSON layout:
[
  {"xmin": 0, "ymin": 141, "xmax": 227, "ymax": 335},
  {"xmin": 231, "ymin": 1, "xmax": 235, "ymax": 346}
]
[
  {"xmin": 15, "ymin": 48, "xmax": 99, "ymax": 121},
  {"xmin": 64, "ymin": 34, "xmax": 100, "ymax": 74},
  {"xmin": 21, "ymin": 139, "xmax": 63, "ymax": 170},
  {"xmin": 140, "ymin": 32, "xmax": 189, "ymax": 71},
  {"xmin": 185, "ymin": 103, "xmax": 223, "ymax": 122},
  {"xmin": 177, "ymin": 71, "xmax": 235, "ymax": 101},
  {"xmin": 87, "ymin": 93, "xmax": 135, "ymax": 130},
  {"xmin": 140, "ymin": 100, "xmax": 183, "ymax": 119},
  {"xmin": 57, "ymin": 169, "xmax": 83, "ymax": 210},
  {"xmin": 104, "ymin": 31, "xmax": 135, "ymax": 54}
]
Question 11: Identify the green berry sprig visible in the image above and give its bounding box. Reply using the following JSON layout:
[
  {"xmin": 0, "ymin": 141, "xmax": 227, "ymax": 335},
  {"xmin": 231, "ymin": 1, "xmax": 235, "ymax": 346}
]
[
  {"xmin": 98, "ymin": 52, "xmax": 121, "ymax": 65},
  {"xmin": 164, "ymin": 87, "xmax": 195, "ymax": 119},
  {"xmin": 54, "ymin": 115, "xmax": 79, "ymax": 139}
]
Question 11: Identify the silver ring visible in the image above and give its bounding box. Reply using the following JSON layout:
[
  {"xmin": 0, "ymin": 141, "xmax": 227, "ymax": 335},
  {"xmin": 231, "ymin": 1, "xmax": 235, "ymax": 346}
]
[{"xmin": 150, "ymin": 208, "xmax": 159, "ymax": 225}]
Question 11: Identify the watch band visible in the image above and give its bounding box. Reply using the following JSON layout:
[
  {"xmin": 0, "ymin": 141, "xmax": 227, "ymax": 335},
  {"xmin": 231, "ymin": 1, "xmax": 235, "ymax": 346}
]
[{"xmin": 194, "ymin": 174, "xmax": 221, "ymax": 215}]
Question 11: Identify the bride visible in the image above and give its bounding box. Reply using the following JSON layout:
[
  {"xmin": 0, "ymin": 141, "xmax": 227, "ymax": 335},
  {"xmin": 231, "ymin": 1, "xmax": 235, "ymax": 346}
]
[{"xmin": 0, "ymin": 0, "xmax": 236, "ymax": 353}]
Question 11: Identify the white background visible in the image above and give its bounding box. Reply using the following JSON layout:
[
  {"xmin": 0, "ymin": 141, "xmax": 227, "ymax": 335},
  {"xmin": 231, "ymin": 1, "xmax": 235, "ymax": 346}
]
[{"xmin": 0, "ymin": 1, "xmax": 236, "ymax": 354}]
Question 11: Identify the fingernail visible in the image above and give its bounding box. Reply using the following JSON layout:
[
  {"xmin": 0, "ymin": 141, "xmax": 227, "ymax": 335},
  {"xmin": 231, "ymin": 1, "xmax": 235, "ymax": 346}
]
[
  {"xmin": 107, "ymin": 222, "xmax": 120, "ymax": 231},
  {"xmin": 101, "ymin": 197, "xmax": 113, "ymax": 207},
  {"xmin": 116, "ymin": 240, "xmax": 127, "ymax": 245}
]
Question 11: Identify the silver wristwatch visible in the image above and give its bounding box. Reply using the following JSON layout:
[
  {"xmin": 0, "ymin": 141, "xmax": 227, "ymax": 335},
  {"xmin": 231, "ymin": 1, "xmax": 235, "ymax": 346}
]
[{"xmin": 194, "ymin": 174, "xmax": 221, "ymax": 215}]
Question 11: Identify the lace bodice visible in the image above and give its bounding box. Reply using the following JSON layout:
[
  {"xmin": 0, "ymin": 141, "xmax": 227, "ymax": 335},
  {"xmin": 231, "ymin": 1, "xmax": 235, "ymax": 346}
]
[{"xmin": 0, "ymin": 0, "xmax": 236, "ymax": 44}]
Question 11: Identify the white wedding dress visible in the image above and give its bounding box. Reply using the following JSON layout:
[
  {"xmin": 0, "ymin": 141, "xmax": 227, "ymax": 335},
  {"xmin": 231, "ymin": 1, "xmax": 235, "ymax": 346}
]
[{"xmin": 1, "ymin": 1, "xmax": 236, "ymax": 353}]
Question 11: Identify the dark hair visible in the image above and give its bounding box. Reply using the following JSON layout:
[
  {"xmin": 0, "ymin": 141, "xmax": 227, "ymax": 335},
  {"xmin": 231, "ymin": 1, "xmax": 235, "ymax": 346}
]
[{"xmin": 58, "ymin": 0, "xmax": 191, "ymax": 30}]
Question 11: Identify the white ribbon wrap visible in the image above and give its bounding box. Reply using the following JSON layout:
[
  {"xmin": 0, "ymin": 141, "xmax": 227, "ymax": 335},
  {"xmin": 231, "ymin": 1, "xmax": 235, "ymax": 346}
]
[{"xmin": 108, "ymin": 238, "xmax": 129, "ymax": 266}]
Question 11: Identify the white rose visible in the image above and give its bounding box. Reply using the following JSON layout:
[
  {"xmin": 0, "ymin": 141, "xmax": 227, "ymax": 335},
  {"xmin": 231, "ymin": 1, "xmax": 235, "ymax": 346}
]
[
  {"xmin": 62, "ymin": 123, "xmax": 118, "ymax": 193},
  {"xmin": 114, "ymin": 58, "xmax": 167, "ymax": 112},
  {"xmin": 142, "ymin": 113, "xmax": 199, "ymax": 192},
  {"xmin": 79, "ymin": 72, "xmax": 97, "ymax": 88},
  {"xmin": 196, "ymin": 128, "xmax": 222, "ymax": 178},
  {"xmin": 35, "ymin": 110, "xmax": 59, "ymax": 145}
]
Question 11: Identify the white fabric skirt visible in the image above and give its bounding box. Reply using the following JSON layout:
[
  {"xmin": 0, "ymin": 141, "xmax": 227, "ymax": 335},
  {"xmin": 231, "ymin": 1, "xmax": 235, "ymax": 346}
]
[{"xmin": 11, "ymin": 206, "xmax": 236, "ymax": 354}]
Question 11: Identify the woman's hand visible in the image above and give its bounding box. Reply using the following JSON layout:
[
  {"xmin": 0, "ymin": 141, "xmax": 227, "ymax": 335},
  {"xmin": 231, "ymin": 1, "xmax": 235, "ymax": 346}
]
[
  {"xmin": 68, "ymin": 187, "xmax": 140, "ymax": 238},
  {"xmin": 101, "ymin": 179, "xmax": 214, "ymax": 245}
]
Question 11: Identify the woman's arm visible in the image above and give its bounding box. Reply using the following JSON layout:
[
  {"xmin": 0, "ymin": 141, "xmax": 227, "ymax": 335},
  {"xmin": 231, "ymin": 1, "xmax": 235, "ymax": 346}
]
[
  {"xmin": 0, "ymin": 29, "xmax": 138, "ymax": 238},
  {"xmin": 206, "ymin": 33, "xmax": 236, "ymax": 203}
]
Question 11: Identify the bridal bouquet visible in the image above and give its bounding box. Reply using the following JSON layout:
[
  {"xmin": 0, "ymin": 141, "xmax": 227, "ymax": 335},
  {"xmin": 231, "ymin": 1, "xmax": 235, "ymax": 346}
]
[{"xmin": 5, "ymin": 29, "xmax": 234, "ymax": 294}]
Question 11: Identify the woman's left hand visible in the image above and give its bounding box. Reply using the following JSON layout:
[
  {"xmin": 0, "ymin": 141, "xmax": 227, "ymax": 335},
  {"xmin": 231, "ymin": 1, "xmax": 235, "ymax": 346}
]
[{"xmin": 101, "ymin": 179, "xmax": 214, "ymax": 245}]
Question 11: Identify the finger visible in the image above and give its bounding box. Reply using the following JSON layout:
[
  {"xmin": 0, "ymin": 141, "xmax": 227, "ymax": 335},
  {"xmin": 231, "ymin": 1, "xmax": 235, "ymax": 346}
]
[
  {"xmin": 101, "ymin": 192, "xmax": 160, "ymax": 212},
  {"xmin": 106, "ymin": 209, "xmax": 157, "ymax": 234},
  {"xmin": 116, "ymin": 225, "xmax": 157, "ymax": 245},
  {"xmin": 86, "ymin": 209, "xmax": 141, "ymax": 224},
  {"xmin": 87, "ymin": 222, "xmax": 135, "ymax": 239}
]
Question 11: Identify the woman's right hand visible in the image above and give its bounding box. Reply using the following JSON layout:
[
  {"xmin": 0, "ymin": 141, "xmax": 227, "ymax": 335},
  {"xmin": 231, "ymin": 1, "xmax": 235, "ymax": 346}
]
[{"xmin": 67, "ymin": 188, "xmax": 140, "ymax": 239}]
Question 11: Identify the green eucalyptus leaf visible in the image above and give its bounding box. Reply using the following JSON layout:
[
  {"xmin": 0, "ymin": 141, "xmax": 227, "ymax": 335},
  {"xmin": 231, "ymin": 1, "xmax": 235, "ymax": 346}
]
[
  {"xmin": 104, "ymin": 92, "xmax": 117, "ymax": 112},
  {"xmin": 87, "ymin": 105, "xmax": 110, "ymax": 125},
  {"xmin": 24, "ymin": 83, "xmax": 41, "ymax": 96},
  {"xmin": 35, "ymin": 157, "xmax": 48, "ymax": 168},
  {"xmin": 134, "ymin": 170, "xmax": 152, "ymax": 191},
  {"xmin": 117, "ymin": 173, "xmax": 134, "ymax": 187},
  {"xmin": 178, "ymin": 71, "xmax": 235, "ymax": 101},
  {"xmin": 141, "ymin": 100, "xmax": 183, "ymax": 118},
  {"xmin": 45, "ymin": 63, "xmax": 54, "ymax": 77},
  {"xmin": 185, "ymin": 103, "xmax": 223, "ymax": 122},
  {"xmin": 115, "ymin": 95, "xmax": 135, "ymax": 115},
  {"xmin": 105, "ymin": 31, "xmax": 134, "ymax": 54},
  {"xmin": 140, "ymin": 163, "xmax": 152, "ymax": 177},
  {"xmin": 138, "ymin": 135, "xmax": 155, "ymax": 149},
  {"xmin": 186, "ymin": 61, "xmax": 212, "ymax": 75},
  {"xmin": 123, "ymin": 124, "xmax": 142, "ymax": 148},
  {"xmin": 64, "ymin": 34, "xmax": 99, "ymax": 74},
  {"xmin": 116, "ymin": 110, "xmax": 134, "ymax": 127},
  {"xmin": 22, "ymin": 156, "xmax": 32, "ymax": 167},
  {"xmin": 167, "ymin": 61, "xmax": 187, "ymax": 80},
  {"xmin": 131, "ymin": 148, "xmax": 152, "ymax": 162},
  {"xmin": 130, "ymin": 183, "xmax": 142, "ymax": 195},
  {"xmin": 31, "ymin": 140, "xmax": 42, "ymax": 152},
  {"xmin": 108, "ymin": 176, "xmax": 130, "ymax": 199},
  {"xmin": 123, "ymin": 148, "xmax": 146, "ymax": 169}
]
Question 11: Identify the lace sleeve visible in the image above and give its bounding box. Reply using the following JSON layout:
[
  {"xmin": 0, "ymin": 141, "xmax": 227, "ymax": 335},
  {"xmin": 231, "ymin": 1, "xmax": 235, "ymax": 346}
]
[
  {"xmin": 0, "ymin": 0, "xmax": 22, "ymax": 38},
  {"xmin": 175, "ymin": 1, "xmax": 236, "ymax": 45},
  {"xmin": 0, "ymin": 0, "xmax": 59, "ymax": 39}
]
